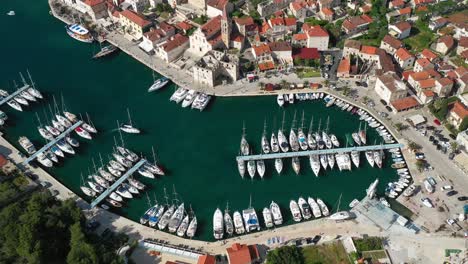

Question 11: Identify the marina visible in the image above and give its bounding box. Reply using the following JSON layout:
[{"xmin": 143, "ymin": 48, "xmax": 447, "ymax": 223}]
[{"xmin": 0, "ymin": 0, "xmax": 404, "ymax": 241}]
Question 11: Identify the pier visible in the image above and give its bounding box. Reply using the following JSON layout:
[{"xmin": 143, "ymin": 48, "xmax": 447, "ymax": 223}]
[
  {"xmin": 23, "ymin": 120, "xmax": 83, "ymax": 164},
  {"xmin": 90, "ymin": 159, "xmax": 147, "ymax": 208},
  {"xmin": 0, "ymin": 85, "xmax": 30, "ymax": 106},
  {"xmin": 236, "ymin": 143, "xmax": 404, "ymax": 162}
]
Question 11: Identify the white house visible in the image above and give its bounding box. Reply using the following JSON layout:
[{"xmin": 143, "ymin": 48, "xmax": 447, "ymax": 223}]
[
  {"xmin": 374, "ymin": 73, "xmax": 408, "ymax": 103},
  {"xmin": 155, "ymin": 34, "xmax": 189, "ymax": 62}
]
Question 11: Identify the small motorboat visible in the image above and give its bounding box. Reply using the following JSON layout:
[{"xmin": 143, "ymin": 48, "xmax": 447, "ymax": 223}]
[{"xmin": 75, "ymin": 126, "xmax": 92, "ymax": 140}]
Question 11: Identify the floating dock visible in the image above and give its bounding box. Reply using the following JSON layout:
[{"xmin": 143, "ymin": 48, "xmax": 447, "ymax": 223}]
[
  {"xmin": 22, "ymin": 120, "xmax": 83, "ymax": 164},
  {"xmin": 0, "ymin": 84, "xmax": 30, "ymax": 106},
  {"xmin": 90, "ymin": 159, "xmax": 147, "ymax": 208},
  {"xmin": 236, "ymin": 143, "xmax": 404, "ymax": 162}
]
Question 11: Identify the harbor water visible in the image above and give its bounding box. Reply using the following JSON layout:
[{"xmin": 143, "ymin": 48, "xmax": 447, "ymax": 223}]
[{"xmin": 0, "ymin": 1, "xmax": 398, "ymax": 241}]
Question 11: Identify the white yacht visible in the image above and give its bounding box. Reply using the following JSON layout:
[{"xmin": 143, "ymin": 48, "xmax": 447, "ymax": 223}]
[
  {"xmin": 256, "ymin": 160, "xmax": 265, "ymax": 178},
  {"xmin": 66, "ymin": 136, "xmax": 79, "ymax": 148},
  {"xmin": 75, "ymin": 126, "xmax": 92, "ymax": 140},
  {"xmin": 352, "ymin": 132, "xmax": 361, "ymax": 146},
  {"xmin": 88, "ymin": 181, "xmax": 103, "ymax": 193},
  {"xmin": 277, "ymin": 94, "xmax": 285, "ymax": 107},
  {"xmin": 242, "ymin": 207, "xmax": 260, "ymax": 233},
  {"xmin": 122, "ymin": 183, "xmax": 139, "ymax": 195},
  {"xmin": 138, "ymin": 167, "xmax": 154, "ymax": 178},
  {"xmin": 298, "ymin": 197, "xmax": 312, "ymax": 220},
  {"xmin": 14, "ymin": 96, "xmax": 29, "ymax": 106},
  {"xmin": 181, "ymin": 90, "xmax": 198, "ymax": 108},
  {"xmin": 109, "ymin": 192, "xmax": 123, "ymax": 202},
  {"xmin": 50, "ymin": 145, "xmax": 64, "ymax": 158},
  {"xmin": 63, "ymin": 111, "xmax": 78, "ymax": 123},
  {"xmin": 113, "ymin": 153, "xmax": 132, "ymax": 167},
  {"xmin": 82, "ymin": 122, "xmax": 97, "ymax": 134},
  {"xmin": 278, "ymin": 129, "xmax": 289, "ymax": 152},
  {"xmin": 320, "ymin": 155, "xmax": 328, "ymax": 170},
  {"xmin": 170, "ymin": 87, "xmax": 188, "ymax": 103},
  {"xmin": 233, "ymin": 211, "xmax": 245, "ymax": 235},
  {"xmin": 128, "ymin": 178, "xmax": 145, "ymax": 190},
  {"xmin": 270, "ymin": 201, "xmax": 283, "ymax": 225},
  {"xmin": 56, "ymin": 114, "xmax": 72, "ymax": 127},
  {"xmin": 330, "ymin": 134, "xmax": 340, "ymax": 147},
  {"xmin": 316, "ymin": 198, "xmax": 329, "ymax": 216},
  {"xmin": 289, "ymin": 128, "xmax": 300, "ymax": 152},
  {"xmin": 120, "ymin": 109, "xmax": 140, "ymax": 134},
  {"xmin": 329, "ymin": 211, "xmax": 351, "ymax": 220},
  {"xmin": 247, "ymin": 160, "xmax": 256, "ymax": 179},
  {"xmin": 107, "ymin": 165, "xmax": 122, "ymax": 177},
  {"xmin": 186, "ymin": 217, "xmax": 197, "ymax": 238},
  {"xmin": 213, "ymin": 208, "xmax": 224, "ymax": 239},
  {"xmin": 327, "ymin": 154, "xmax": 335, "ymax": 169},
  {"xmin": 18, "ymin": 136, "xmax": 36, "ymax": 155},
  {"xmin": 240, "ymin": 124, "xmax": 249, "ymax": 156},
  {"xmin": 80, "ymin": 186, "xmax": 96, "ymax": 197},
  {"xmin": 309, "ymin": 155, "xmax": 320, "ymax": 177},
  {"xmin": 275, "ymin": 158, "xmax": 283, "ymax": 174},
  {"xmin": 261, "ymin": 134, "xmax": 270, "ymax": 154},
  {"xmin": 374, "ymin": 150, "xmax": 383, "ymax": 168},
  {"xmin": 289, "ymin": 200, "xmax": 302, "ymax": 222},
  {"xmin": 38, "ymin": 127, "xmax": 54, "ymax": 140},
  {"xmin": 148, "ymin": 77, "xmax": 170, "ymax": 92},
  {"xmin": 27, "ymin": 87, "xmax": 43, "ymax": 99},
  {"xmin": 308, "ymin": 197, "xmax": 322, "ymax": 218},
  {"xmin": 224, "ymin": 210, "xmax": 234, "ymax": 236},
  {"xmin": 237, "ymin": 160, "xmax": 245, "ymax": 178},
  {"xmin": 7, "ymin": 100, "xmax": 22, "ymax": 111},
  {"xmin": 322, "ymin": 131, "xmax": 332, "ymax": 149},
  {"xmin": 365, "ymin": 151, "xmax": 375, "ymax": 167},
  {"xmin": 36, "ymin": 152, "xmax": 53, "ymax": 167},
  {"xmin": 262, "ymin": 208, "xmax": 274, "ymax": 228},
  {"xmin": 270, "ymin": 133, "xmax": 280, "ymax": 153},
  {"xmin": 57, "ymin": 139, "xmax": 75, "ymax": 155},
  {"xmin": 292, "ymin": 157, "xmax": 300, "ymax": 175},
  {"xmin": 110, "ymin": 160, "xmax": 125, "ymax": 171},
  {"xmin": 94, "ymin": 175, "xmax": 109, "ymax": 188},
  {"xmin": 52, "ymin": 120, "xmax": 65, "ymax": 132},
  {"xmin": 45, "ymin": 125, "xmax": 60, "ymax": 136},
  {"xmin": 351, "ymin": 151, "xmax": 360, "ymax": 168}
]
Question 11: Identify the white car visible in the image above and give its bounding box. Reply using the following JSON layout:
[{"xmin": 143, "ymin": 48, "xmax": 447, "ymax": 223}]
[
  {"xmin": 446, "ymin": 219, "xmax": 455, "ymax": 226},
  {"xmin": 440, "ymin": 185, "xmax": 453, "ymax": 191}
]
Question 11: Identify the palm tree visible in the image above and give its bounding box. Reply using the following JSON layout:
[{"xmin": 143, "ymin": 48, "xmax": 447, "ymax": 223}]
[
  {"xmin": 415, "ymin": 160, "xmax": 426, "ymax": 172},
  {"xmin": 433, "ymin": 98, "xmax": 445, "ymax": 111},
  {"xmin": 281, "ymin": 80, "xmax": 288, "ymax": 89},
  {"xmin": 450, "ymin": 142, "xmax": 458, "ymax": 152}
]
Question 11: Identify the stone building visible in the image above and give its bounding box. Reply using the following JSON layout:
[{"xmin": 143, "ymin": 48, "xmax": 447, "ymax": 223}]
[{"xmin": 192, "ymin": 50, "xmax": 239, "ymax": 87}]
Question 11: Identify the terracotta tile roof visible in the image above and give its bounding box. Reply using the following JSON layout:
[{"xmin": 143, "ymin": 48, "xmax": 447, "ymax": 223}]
[
  {"xmin": 393, "ymin": 21, "xmax": 411, "ymax": 32},
  {"xmin": 423, "ymin": 90, "xmax": 435, "ymax": 97},
  {"xmin": 176, "ymin": 21, "xmax": 193, "ymax": 31},
  {"xmin": 112, "ymin": 10, "xmax": 120, "ymax": 17},
  {"xmin": 0, "ymin": 154, "xmax": 7, "ymax": 168},
  {"xmin": 418, "ymin": 78, "xmax": 436, "ymax": 89},
  {"xmin": 437, "ymin": 77, "xmax": 453, "ymax": 86},
  {"xmin": 343, "ymin": 15, "xmax": 372, "ymax": 31},
  {"xmin": 252, "ymin": 43, "xmax": 272, "ymax": 57},
  {"xmin": 159, "ymin": 22, "xmax": 174, "ymax": 33},
  {"xmin": 293, "ymin": 33, "xmax": 308, "ymax": 41},
  {"xmin": 360, "ymin": 45, "xmax": 378, "ymax": 55},
  {"xmin": 198, "ymin": 255, "xmax": 216, "ymax": 264},
  {"xmin": 382, "ymin": 34, "xmax": 402, "ymax": 49},
  {"xmin": 416, "ymin": 58, "xmax": 431, "ymax": 68},
  {"xmin": 260, "ymin": 22, "xmax": 271, "ymax": 34},
  {"xmin": 207, "ymin": 0, "xmax": 228, "ymax": 10},
  {"xmin": 291, "ymin": 1, "xmax": 305, "ymax": 11},
  {"xmin": 226, "ymin": 243, "xmax": 257, "ymax": 264},
  {"xmin": 426, "ymin": 68, "xmax": 442, "ymax": 78},
  {"xmin": 337, "ymin": 58, "xmax": 351, "ymax": 73},
  {"xmin": 321, "ymin": 7, "xmax": 334, "ymax": 16},
  {"xmin": 461, "ymin": 49, "xmax": 468, "ymax": 59},
  {"xmin": 395, "ymin": 47, "xmax": 413, "ymax": 61},
  {"xmin": 391, "ymin": 96, "xmax": 420, "ymax": 111},
  {"xmin": 360, "ymin": 4, "xmax": 372, "ymax": 13},
  {"xmin": 437, "ymin": 35, "xmax": 455, "ymax": 49},
  {"xmin": 160, "ymin": 34, "xmax": 188, "ymax": 52},
  {"xmin": 459, "ymin": 36, "xmax": 468, "ymax": 48},
  {"xmin": 410, "ymin": 71, "xmax": 430, "ymax": 81},
  {"xmin": 234, "ymin": 16, "xmax": 254, "ymax": 26},
  {"xmin": 402, "ymin": 70, "xmax": 415, "ymax": 80},
  {"xmin": 421, "ymin": 48, "xmax": 438, "ymax": 61},
  {"xmin": 377, "ymin": 73, "xmax": 406, "ymax": 92},
  {"xmin": 450, "ymin": 101, "xmax": 468, "ymax": 119},
  {"xmin": 455, "ymin": 66, "xmax": 467, "ymax": 77},
  {"xmin": 361, "ymin": 14, "xmax": 373, "ymax": 23},
  {"xmin": 231, "ymin": 33, "xmax": 245, "ymax": 42},
  {"xmin": 292, "ymin": 48, "xmax": 320, "ymax": 59},
  {"xmin": 390, "ymin": 0, "xmax": 405, "ymax": 7},
  {"xmin": 416, "ymin": 6, "xmax": 428, "ymax": 12},
  {"xmin": 258, "ymin": 61, "xmax": 275, "ymax": 71},
  {"xmin": 398, "ymin": 7, "xmax": 412, "ymax": 15},
  {"xmin": 284, "ymin": 17, "xmax": 297, "ymax": 27},
  {"xmin": 344, "ymin": 39, "xmax": 361, "ymax": 50},
  {"xmin": 306, "ymin": 25, "xmax": 329, "ymax": 37},
  {"xmin": 84, "ymin": 0, "xmax": 104, "ymax": 6},
  {"xmin": 268, "ymin": 41, "xmax": 292, "ymax": 51},
  {"xmin": 269, "ymin": 17, "xmax": 285, "ymax": 26},
  {"xmin": 446, "ymin": 70, "xmax": 458, "ymax": 80},
  {"xmin": 144, "ymin": 28, "xmax": 165, "ymax": 42},
  {"xmin": 201, "ymin": 16, "xmax": 221, "ymax": 36},
  {"xmin": 120, "ymin": 10, "xmax": 152, "ymax": 28}
]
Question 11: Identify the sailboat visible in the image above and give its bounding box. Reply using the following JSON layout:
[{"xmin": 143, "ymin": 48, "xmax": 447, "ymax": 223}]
[
  {"xmin": 328, "ymin": 193, "xmax": 351, "ymax": 220},
  {"xmin": 278, "ymin": 112, "xmax": 289, "ymax": 152},
  {"xmin": 275, "ymin": 158, "xmax": 283, "ymax": 174},
  {"xmin": 359, "ymin": 122, "xmax": 367, "ymax": 145},
  {"xmin": 213, "ymin": 208, "xmax": 224, "ymax": 239},
  {"xmin": 320, "ymin": 154, "xmax": 328, "ymax": 170},
  {"xmin": 148, "ymin": 67, "xmax": 170, "ymax": 92},
  {"xmin": 224, "ymin": 203, "xmax": 234, "ymax": 236},
  {"xmin": 237, "ymin": 158, "xmax": 245, "ymax": 178},
  {"xmin": 322, "ymin": 116, "xmax": 332, "ymax": 149},
  {"xmin": 140, "ymin": 194, "xmax": 155, "ymax": 225},
  {"xmin": 240, "ymin": 122, "xmax": 249, "ymax": 156},
  {"xmin": 374, "ymin": 148, "xmax": 383, "ymax": 168},
  {"xmin": 310, "ymin": 155, "xmax": 320, "ymax": 177},
  {"xmin": 330, "ymin": 134, "xmax": 340, "ymax": 147},
  {"xmin": 233, "ymin": 211, "xmax": 245, "ymax": 235},
  {"xmin": 80, "ymin": 174, "xmax": 96, "ymax": 197},
  {"xmin": 351, "ymin": 151, "xmax": 360, "ymax": 168},
  {"xmin": 82, "ymin": 113, "xmax": 98, "ymax": 133},
  {"xmin": 277, "ymin": 94, "xmax": 285, "ymax": 107},
  {"xmin": 315, "ymin": 119, "xmax": 324, "ymax": 149},
  {"xmin": 261, "ymin": 120, "xmax": 271, "ymax": 154},
  {"xmin": 298, "ymin": 111, "xmax": 308, "ymax": 151},
  {"xmin": 317, "ymin": 198, "xmax": 329, "ymax": 216},
  {"xmin": 256, "ymin": 160, "xmax": 265, "ymax": 178},
  {"xmin": 292, "ymin": 157, "xmax": 300, "ymax": 175},
  {"xmin": 307, "ymin": 116, "xmax": 317, "ymax": 149},
  {"xmin": 186, "ymin": 207, "xmax": 197, "ymax": 238},
  {"xmin": 120, "ymin": 109, "xmax": 140, "ymax": 134},
  {"xmin": 26, "ymin": 70, "xmax": 43, "ymax": 99},
  {"xmin": 365, "ymin": 151, "xmax": 375, "ymax": 167},
  {"xmin": 327, "ymin": 153, "xmax": 335, "ymax": 169},
  {"xmin": 270, "ymin": 201, "xmax": 283, "ymax": 225},
  {"xmin": 176, "ymin": 215, "xmax": 190, "ymax": 237},
  {"xmin": 270, "ymin": 132, "xmax": 280, "ymax": 153},
  {"xmin": 262, "ymin": 207, "xmax": 274, "ymax": 228},
  {"xmin": 247, "ymin": 160, "xmax": 256, "ymax": 179},
  {"xmin": 289, "ymin": 111, "xmax": 300, "ymax": 152},
  {"xmin": 168, "ymin": 203, "xmax": 185, "ymax": 233},
  {"xmin": 7, "ymin": 100, "xmax": 22, "ymax": 111},
  {"xmin": 93, "ymin": 43, "xmax": 118, "ymax": 59},
  {"xmin": 352, "ymin": 132, "xmax": 361, "ymax": 146}
]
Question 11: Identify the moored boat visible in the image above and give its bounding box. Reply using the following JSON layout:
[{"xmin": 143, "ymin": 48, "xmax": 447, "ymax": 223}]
[
  {"xmin": 270, "ymin": 201, "xmax": 283, "ymax": 225},
  {"xmin": 289, "ymin": 200, "xmax": 302, "ymax": 222},
  {"xmin": 213, "ymin": 208, "xmax": 224, "ymax": 239},
  {"xmin": 233, "ymin": 211, "xmax": 245, "ymax": 235},
  {"xmin": 262, "ymin": 207, "xmax": 274, "ymax": 228}
]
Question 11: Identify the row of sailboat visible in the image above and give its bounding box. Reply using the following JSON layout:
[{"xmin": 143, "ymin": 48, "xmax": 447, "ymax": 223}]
[
  {"xmin": 1, "ymin": 71, "xmax": 43, "ymax": 112},
  {"xmin": 140, "ymin": 188, "xmax": 197, "ymax": 238},
  {"xmin": 213, "ymin": 198, "xmax": 283, "ymax": 239},
  {"xmin": 170, "ymin": 87, "xmax": 212, "ymax": 111}
]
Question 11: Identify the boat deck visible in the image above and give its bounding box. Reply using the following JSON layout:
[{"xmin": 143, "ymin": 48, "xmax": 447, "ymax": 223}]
[
  {"xmin": 236, "ymin": 143, "xmax": 404, "ymax": 162},
  {"xmin": 90, "ymin": 159, "xmax": 147, "ymax": 208},
  {"xmin": 22, "ymin": 120, "xmax": 83, "ymax": 164},
  {"xmin": 0, "ymin": 84, "xmax": 30, "ymax": 106}
]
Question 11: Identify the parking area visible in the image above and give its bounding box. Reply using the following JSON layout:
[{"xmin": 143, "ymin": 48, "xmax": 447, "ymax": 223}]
[{"xmin": 320, "ymin": 50, "xmax": 341, "ymax": 82}]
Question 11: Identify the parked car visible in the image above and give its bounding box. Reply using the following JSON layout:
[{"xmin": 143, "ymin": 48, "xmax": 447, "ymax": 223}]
[
  {"xmin": 385, "ymin": 106, "xmax": 393, "ymax": 112},
  {"xmin": 449, "ymin": 153, "xmax": 455, "ymax": 160},
  {"xmin": 434, "ymin": 119, "xmax": 441, "ymax": 126},
  {"xmin": 446, "ymin": 219, "xmax": 456, "ymax": 225},
  {"xmin": 457, "ymin": 196, "xmax": 468, "ymax": 201},
  {"xmin": 429, "ymin": 136, "xmax": 435, "ymax": 142},
  {"xmin": 440, "ymin": 185, "xmax": 453, "ymax": 191},
  {"xmin": 415, "ymin": 153, "xmax": 425, "ymax": 159},
  {"xmin": 380, "ymin": 99, "xmax": 387, "ymax": 106},
  {"xmin": 447, "ymin": 190, "xmax": 458, "ymax": 196}
]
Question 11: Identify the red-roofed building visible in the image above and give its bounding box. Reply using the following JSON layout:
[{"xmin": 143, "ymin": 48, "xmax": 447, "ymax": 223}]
[
  {"xmin": 341, "ymin": 15, "xmax": 373, "ymax": 35},
  {"xmin": 388, "ymin": 21, "xmax": 412, "ymax": 39},
  {"xmin": 258, "ymin": 61, "xmax": 276, "ymax": 71},
  {"xmin": 394, "ymin": 48, "xmax": 415, "ymax": 69},
  {"xmin": 198, "ymin": 254, "xmax": 216, "ymax": 264},
  {"xmin": 81, "ymin": 0, "xmax": 107, "ymax": 21},
  {"xmin": 319, "ymin": 7, "xmax": 334, "ymax": 21},
  {"xmin": 359, "ymin": 45, "xmax": 379, "ymax": 61},
  {"xmin": 289, "ymin": 1, "xmax": 308, "ymax": 19},
  {"xmin": 429, "ymin": 17, "xmax": 449, "ymax": 31},
  {"xmin": 390, "ymin": 96, "xmax": 420, "ymax": 112},
  {"xmin": 207, "ymin": 0, "xmax": 232, "ymax": 17},
  {"xmin": 175, "ymin": 21, "xmax": 193, "ymax": 34},
  {"xmin": 380, "ymin": 34, "xmax": 403, "ymax": 55},
  {"xmin": 419, "ymin": 90, "xmax": 435, "ymax": 104},
  {"xmin": 435, "ymin": 77, "xmax": 454, "ymax": 97},
  {"xmin": 421, "ymin": 48, "xmax": 438, "ymax": 62},
  {"xmin": 139, "ymin": 22, "xmax": 176, "ymax": 53},
  {"xmin": 337, "ymin": 58, "xmax": 351, "ymax": 78},
  {"xmin": 417, "ymin": 78, "xmax": 436, "ymax": 90},
  {"xmin": 293, "ymin": 25, "xmax": 329, "ymax": 50},
  {"xmin": 411, "ymin": 0, "xmax": 434, "ymax": 7},
  {"xmin": 402, "ymin": 70, "xmax": 415, "ymax": 81},
  {"xmin": 457, "ymin": 36, "xmax": 468, "ymax": 56},
  {"xmin": 155, "ymin": 34, "xmax": 189, "ymax": 63},
  {"xmin": 292, "ymin": 48, "xmax": 320, "ymax": 60},
  {"xmin": 120, "ymin": 10, "xmax": 152, "ymax": 39},
  {"xmin": 234, "ymin": 17, "xmax": 258, "ymax": 37},
  {"xmin": 189, "ymin": 16, "xmax": 224, "ymax": 55},
  {"xmin": 263, "ymin": 16, "xmax": 297, "ymax": 41},
  {"xmin": 414, "ymin": 58, "xmax": 434, "ymax": 72},
  {"xmin": 448, "ymin": 101, "xmax": 468, "ymax": 128},
  {"xmin": 226, "ymin": 243, "xmax": 260, "ymax": 264},
  {"xmin": 398, "ymin": 7, "xmax": 412, "ymax": 16},
  {"xmin": 252, "ymin": 43, "xmax": 272, "ymax": 59},
  {"xmin": 435, "ymin": 35, "xmax": 455, "ymax": 55},
  {"xmin": 389, "ymin": 0, "xmax": 405, "ymax": 9}
]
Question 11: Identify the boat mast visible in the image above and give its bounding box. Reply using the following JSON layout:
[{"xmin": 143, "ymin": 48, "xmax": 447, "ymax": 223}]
[
  {"xmin": 242, "ymin": 121, "xmax": 246, "ymax": 138},
  {"xmin": 98, "ymin": 153, "xmax": 105, "ymax": 168},
  {"xmin": 91, "ymin": 158, "xmax": 98, "ymax": 173},
  {"xmin": 248, "ymin": 194, "xmax": 252, "ymax": 209},
  {"xmin": 317, "ymin": 119, "xmax": 322, "ymax": 133},
  {"xmin": 301, "ymin": 111, "xmax": 305, "ymax": 131},
  {"xmin": 263, "ymin": 119, "xmax": 267, "ymax": 136},
  {"xmin": 291, "ymin": 110, "xmax": 297, "ymax": 131},
  {"xmin": 151, "ymin": 146, "xmax": 158, "ymax": 164},
  {"xmin": 127, "ymin": 108, "xmax": 133, "ymax": 127},
  {"xmin": 163, "ymin": 188, "xmax": 169, "ymax": 206},
  {"xmin": 26, "ymin": 69, "xmax": 36, "ymax": 89},
  {"xmin": 19, "ymin": 72, "xmax": 28, "ymax": 87},
  {"xmin": 172, "ymin": 185, "xmax": 179, "ymax": 205},
  {"xmin": 308, "ymin": 116, "xmax": 314, "ymax": 135},
  {"xmin": 326, "ymin": 116, "xmax": 330, "ymax": 133},
  {"xmin": 152, "ymin": 193, "xmax": 158, "ymax": 205},
  {"xmin": 225, "ymin": 201, "xmax": 230, "ymax": 214},
  {"xmin": 86, "ymin": 112, "xmax": 95, "ymax": 129},
  {"xmin": 48, "ymin": 104, "xmax": 55, "ymax": 118},
  {"xmin": 145, "ymin": 193, "xmax": 151, "ymax": 207},
  {"xmin": 336, "ymin": 193, "xmax": 342, "ymax": 212},
  {"xmin": 281, "ymin": 112, "xmax": 285, "ymax": 131}
]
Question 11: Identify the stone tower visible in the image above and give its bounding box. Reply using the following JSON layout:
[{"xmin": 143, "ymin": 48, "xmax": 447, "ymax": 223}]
[{"xmin": 221, "ymin": 4, "xmax": 231, "ymax": 49}]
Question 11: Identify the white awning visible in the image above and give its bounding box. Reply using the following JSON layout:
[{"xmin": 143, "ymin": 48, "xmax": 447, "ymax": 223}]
[
  {"xmin": 138, "ymin": 41, "xmax": 154, "ymax": 53},
  {"xmin": 408, "ymin": 114, "xmax": 426, "ymax": 126}
]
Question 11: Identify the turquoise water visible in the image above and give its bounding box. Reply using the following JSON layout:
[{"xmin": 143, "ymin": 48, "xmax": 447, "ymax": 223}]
[{"xmin": 0, "ymin": 1, "xmax": 398, "ymax": 241}]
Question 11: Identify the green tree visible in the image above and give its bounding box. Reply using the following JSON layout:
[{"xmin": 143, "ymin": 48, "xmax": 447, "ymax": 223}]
[
  {"xmin": 407, "ymin": 141, "xmax": 421, "ymax": 151},
  {"xmin": 459, "ymin": 116, "xmax": 468, "ymax": 131},
  {"xmin": 67, "ymin": 223, "xmax": 98, "ymax": 264},
  {"xmin": 415, "ymin": 159, "xmax": 426, "ymax": 172},
  {"xmin": 450, "ymin": 141, "xmax": 459, "ymax": 152},
  {"xmin": 266, "ymin": 245, "xmax": 304, "ymax": 264}
]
